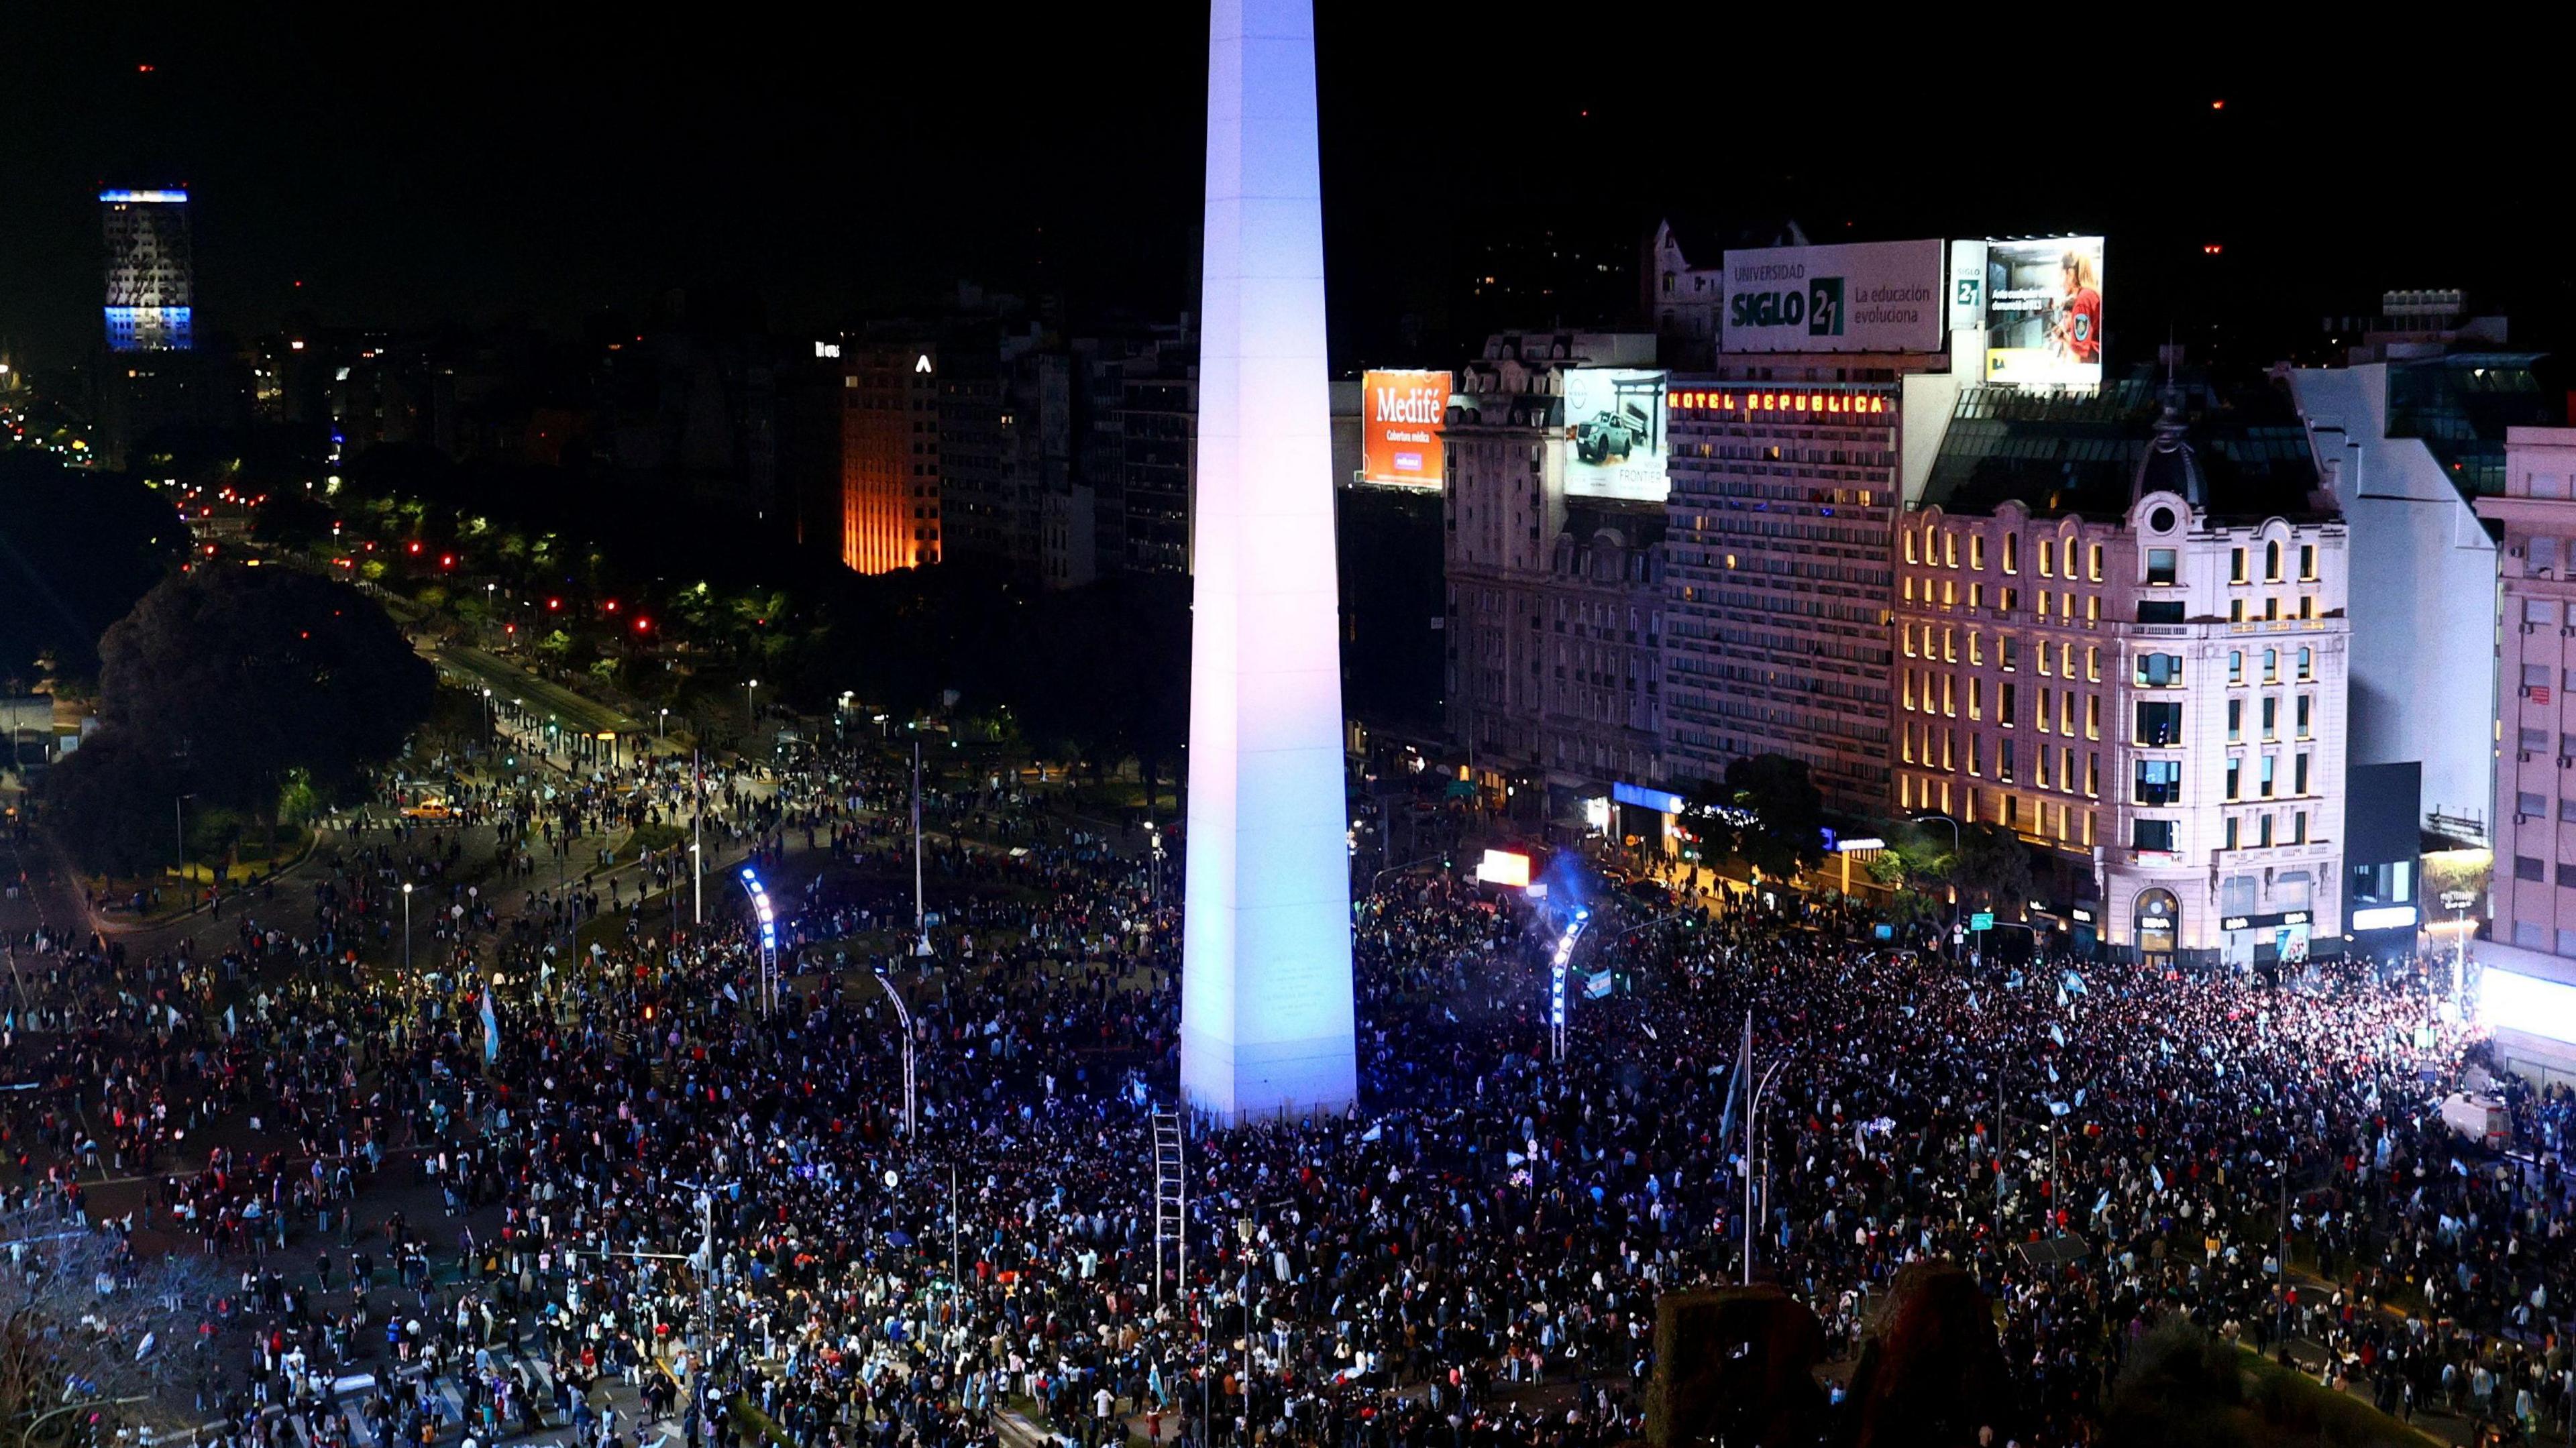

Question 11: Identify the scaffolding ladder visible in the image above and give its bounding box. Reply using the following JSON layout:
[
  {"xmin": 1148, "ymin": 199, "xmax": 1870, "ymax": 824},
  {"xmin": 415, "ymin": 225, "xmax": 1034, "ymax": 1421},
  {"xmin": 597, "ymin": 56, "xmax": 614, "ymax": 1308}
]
[{"xmin": 1151, "ymin": 1107, "xmax": 1187, "ymax": 1306}]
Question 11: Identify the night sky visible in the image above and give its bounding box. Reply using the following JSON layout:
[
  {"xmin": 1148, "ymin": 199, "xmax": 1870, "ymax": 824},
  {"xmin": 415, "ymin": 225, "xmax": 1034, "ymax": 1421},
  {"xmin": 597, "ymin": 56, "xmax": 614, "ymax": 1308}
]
[{"xmin": 5, "ymin": 10, "xmax": 2568, "ymax": 374}]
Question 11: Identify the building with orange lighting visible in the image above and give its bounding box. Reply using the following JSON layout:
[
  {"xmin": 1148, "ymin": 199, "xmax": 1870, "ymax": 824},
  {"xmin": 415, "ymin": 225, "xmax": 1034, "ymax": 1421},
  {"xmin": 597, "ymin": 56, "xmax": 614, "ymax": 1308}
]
[{"xmin": 833, "ymin": 339, "xmax": 941, "ymax": 573}]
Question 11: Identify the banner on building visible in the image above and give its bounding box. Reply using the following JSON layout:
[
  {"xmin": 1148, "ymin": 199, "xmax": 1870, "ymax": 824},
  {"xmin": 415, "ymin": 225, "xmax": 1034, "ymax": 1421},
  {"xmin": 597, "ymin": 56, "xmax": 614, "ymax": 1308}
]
[
  {"xmin": 1359, "ymin": 370, "xmax": 1451, "ymax": 488},
  {"xmin": 1563, "ymin": 368, "xmax": 1668, "ymax": 501},
  {"xmin": 1978, "ymin": 237, "xmax": 2106, "ymax": 388},
  {"xmin": 1721, "ymin": 239, "xmax": 1945, "ymax": 355}
]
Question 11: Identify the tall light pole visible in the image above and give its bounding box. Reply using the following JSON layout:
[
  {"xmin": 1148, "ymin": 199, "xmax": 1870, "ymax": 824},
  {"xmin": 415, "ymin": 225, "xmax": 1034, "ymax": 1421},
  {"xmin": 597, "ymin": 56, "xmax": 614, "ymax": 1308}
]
[
  {"xmin": 1743, "ymin": 1054, "xmax": 1787, "ymax": 1285},
  {"xmin": 871, "ymin": 967, "xmax": 917, "ymax": 1137},
  {"xmin": 401, "ymin": 881, "xmax": 414, "ymax": 974},
  {"xmin": 174, "ymin": 792, "xmax": 193, "ymax": 879},
  {"xmin": 691, "ymin": 747, "xmax": 704, "ymax": 926},
  {"xmin": 744, "ymin": 679, "xmax": 759, "ymax": 733}
]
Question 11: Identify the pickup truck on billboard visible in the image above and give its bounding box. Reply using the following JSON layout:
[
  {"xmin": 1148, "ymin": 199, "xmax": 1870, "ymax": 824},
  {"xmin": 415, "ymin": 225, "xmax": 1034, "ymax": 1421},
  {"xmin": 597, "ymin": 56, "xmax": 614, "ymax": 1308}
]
[{"xmin": 1574, "ymin": 402, "xmax": 1652, "ymax": 465}]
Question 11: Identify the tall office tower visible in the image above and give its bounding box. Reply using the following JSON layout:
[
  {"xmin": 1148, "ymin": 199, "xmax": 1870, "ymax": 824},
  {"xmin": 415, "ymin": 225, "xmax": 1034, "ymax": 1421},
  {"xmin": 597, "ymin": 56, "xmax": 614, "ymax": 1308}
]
[
  {"xmin": 2478, "ymin": 427, "xmax": 2576, "ymax": 971},
  {"xmin": 101, "ymin": 189, "xmax": 193, "ymax": 351},
  {"xmin": 1662, "ymin": 378, "xmax": 1911, "ymax": 814},
  {"xmin": 1179, "ymin": 0, "xmax": 1356, "ymax": 1124},
  {"xmin": 843, "ymin": 341, "xmax": 943, "ymax": 573}
]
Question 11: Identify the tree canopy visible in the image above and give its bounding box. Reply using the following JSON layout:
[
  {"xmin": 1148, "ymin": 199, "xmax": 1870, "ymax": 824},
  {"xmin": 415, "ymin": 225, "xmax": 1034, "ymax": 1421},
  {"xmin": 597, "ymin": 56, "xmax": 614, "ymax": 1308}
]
[
  {"xmin": 1685, "ymin": 754, "xmax": 1828, "ymax": 882},
  {"xmin": 50, "ymin": 567, "xmax": 435, "ymax": 867},
  {"xmin": 0, "ymin": 453, "xmax": 184, "ymax": 687}
]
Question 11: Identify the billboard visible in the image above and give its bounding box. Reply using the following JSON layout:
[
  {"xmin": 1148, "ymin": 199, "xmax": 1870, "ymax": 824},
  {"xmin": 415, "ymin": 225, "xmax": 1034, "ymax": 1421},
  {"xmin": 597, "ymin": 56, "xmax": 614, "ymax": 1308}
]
[
  {"xmin": 1562, "ymin": 368, "xmax": 1668, "ymax": 501},
  {"xmin": 1478, "ymin": 848, "xmax": 1532, "ymax": 889},
  {"xmin": 1360, "ymin": 369, "xmax": 1450, "ymax": 487},
  {"xmin": 1721, "ymin": 239, "xmax": 1945, "ymax": 355},
  {"xmin": 1980, "ymin": 237, "xmax": 2105, "ymax": 388}
]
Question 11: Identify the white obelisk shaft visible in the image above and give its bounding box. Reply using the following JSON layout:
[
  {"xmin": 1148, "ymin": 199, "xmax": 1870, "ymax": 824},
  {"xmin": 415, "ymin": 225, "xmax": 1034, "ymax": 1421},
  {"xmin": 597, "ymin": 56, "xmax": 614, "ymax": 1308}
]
[{"xmin": 1178, "ymin": 0, "xmax": 1356, "ymax": 1124}]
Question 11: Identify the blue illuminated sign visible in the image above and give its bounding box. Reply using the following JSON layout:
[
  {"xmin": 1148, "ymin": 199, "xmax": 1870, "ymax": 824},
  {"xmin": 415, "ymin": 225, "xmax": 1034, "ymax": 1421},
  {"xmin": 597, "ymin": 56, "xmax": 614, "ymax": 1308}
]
[
  {"xmin": 99, "ymin": 189, "xmax": 189, "ymax": 204},
  {"xmin": 104, "ymin": 306, "xmax": 193, "ymax": 352},
  {"xmin": 1612, "ymin": 781, "xmax": 1685, "ymax": 816}
]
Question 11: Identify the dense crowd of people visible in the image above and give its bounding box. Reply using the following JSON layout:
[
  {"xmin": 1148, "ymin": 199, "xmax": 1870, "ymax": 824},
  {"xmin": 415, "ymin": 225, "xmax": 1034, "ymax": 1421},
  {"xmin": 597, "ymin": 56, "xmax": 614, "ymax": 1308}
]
[{"xmin": 7, "ymin": 726, "xmax": 2569, "ymax": 1448}]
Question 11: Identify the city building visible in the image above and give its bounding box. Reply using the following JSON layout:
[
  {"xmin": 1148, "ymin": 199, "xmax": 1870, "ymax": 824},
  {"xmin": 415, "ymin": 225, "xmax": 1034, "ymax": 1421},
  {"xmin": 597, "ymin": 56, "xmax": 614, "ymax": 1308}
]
[
  {"xmin": 1896, "ymin": 378, "xmax": 2349, "ymax": 964},
  {"xmin": 1661, "ymin": 371, "xmax": 1934, "ymax": 814},
  {"xmin": 1653, "ymin": 237, "xmax": 1957, "ymax": 816},
  {"xmin": 826, "ymin": 339, "xmax": 943, "ymax": 573},
  {"xmin": 2287, "ymin": 294, "xmax": 2550, "ymax": 845},
  {"xmin": 2476, "ymin": 427, "xmax": 2576, "ymax": 965},
  {"xmin": 96, "ymin": 351, "xmax": 249, "ymax": 470},
  {"xmin": 1119, "ymin": 354, "xmax": 1196, "ymax": 575},
  {"xmin": 596, "ymin": 290, "xmax": 781, "ymax": 516},
  {"xmin": 1442, "ymin": 330, "xmax": 1664, "ymax": 819},
  {"xmin": 1040, "ymin": 484, "xmax": 1097, "ymax": 589},
  {"xmin": 938, "ymin": 323, "xmax": 1064, "ymax": 569},
  {"xmin": 101, "ymin": 188, "xmax": 193, "ymax": 352},
  {"xmin": 2343, "ymin": 761, "xmax": 2427, "ymax": 965}
]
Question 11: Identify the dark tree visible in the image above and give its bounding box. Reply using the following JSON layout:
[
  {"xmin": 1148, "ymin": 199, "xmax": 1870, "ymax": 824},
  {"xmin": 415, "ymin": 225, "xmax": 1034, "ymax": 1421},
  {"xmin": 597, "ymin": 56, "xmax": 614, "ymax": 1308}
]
[
  {"xmin": 1953, "ymin": 821, "xmax": 2035, "ymax": 913},
  {"xmin": 39, "ymin": 726, "xmax": 180, "ymax": 877},
  {"xmin": 93, "ymin": 567, "xmax": 434, "ymax": 839},
  {"xmin": 1686, "ymin": 755, "xmax": 1827, "ymax": 882},
  {"xmin": 0, "ymin": 453, "xmax": 184, "ymax": 687},
  {"xmin": 251, "ymin": 490, "xmax": 339, "ymax": 550}
]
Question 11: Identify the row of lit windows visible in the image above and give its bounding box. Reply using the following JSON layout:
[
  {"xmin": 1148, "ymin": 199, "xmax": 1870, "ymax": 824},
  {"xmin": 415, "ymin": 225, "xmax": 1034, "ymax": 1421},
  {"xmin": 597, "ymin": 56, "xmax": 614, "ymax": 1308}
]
[
  {"xmin": 1902, "ymin": 723, "xmax": 2100, "ymax": 794},
  {"xmin": 1905, "ymin": 626, "xmax": 2102, "ymax": 679},
  {"xmin": 1902, "ymin": 671, "xmax": 2102, "ymax": 738},
  {"xmin": 1909, "ymin": 528, "xmax": 2107, "ymax": 581},
  {"xmin": 2227, "ymin": 541, "xmax": 2318, "ymax": 584},
  {"xmin": 1902, "ymin": 574, "xmax": 2105, "ymax": 624}
]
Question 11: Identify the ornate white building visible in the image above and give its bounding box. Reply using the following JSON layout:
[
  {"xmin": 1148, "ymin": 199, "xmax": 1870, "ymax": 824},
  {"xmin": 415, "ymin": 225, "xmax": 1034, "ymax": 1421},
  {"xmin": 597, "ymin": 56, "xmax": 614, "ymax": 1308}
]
[{"xmin": 1894, "ymin": 384, "xmax": 2351, "ymax": 965}]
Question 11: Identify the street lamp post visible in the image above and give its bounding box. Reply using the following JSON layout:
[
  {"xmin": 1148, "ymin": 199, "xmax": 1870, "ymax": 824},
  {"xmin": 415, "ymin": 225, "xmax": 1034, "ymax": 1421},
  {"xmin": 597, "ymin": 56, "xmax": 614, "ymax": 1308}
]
[
  {"xmin": 744, "ymin": 679, "xmax": 759, "ymax": 733},
  {"xmin": 1743, "ymin": 1048, "xmax": 1788, "ymax": 1285},
  {"xmin": 871, "ymin": 967, "xmax": 917, "ymax": 1137},
  {"xmin": 402, "ymin": 881, "xmax": 414, "ymax": 974}
]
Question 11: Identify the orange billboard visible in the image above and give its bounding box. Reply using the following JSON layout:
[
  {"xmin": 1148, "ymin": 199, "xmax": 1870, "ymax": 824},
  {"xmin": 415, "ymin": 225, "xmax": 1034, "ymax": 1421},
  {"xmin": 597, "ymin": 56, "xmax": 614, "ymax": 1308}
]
[{"xmin": 1360, "ymin": 369, "xmax": 1450, "ymax": 488}]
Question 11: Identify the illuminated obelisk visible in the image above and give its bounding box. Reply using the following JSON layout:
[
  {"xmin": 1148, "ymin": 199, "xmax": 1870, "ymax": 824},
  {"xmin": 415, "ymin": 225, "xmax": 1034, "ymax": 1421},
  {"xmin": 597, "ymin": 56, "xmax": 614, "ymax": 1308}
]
[{"xmin": 1178, "ymin": 0, "xmax": 1357, "ymax": 1124}]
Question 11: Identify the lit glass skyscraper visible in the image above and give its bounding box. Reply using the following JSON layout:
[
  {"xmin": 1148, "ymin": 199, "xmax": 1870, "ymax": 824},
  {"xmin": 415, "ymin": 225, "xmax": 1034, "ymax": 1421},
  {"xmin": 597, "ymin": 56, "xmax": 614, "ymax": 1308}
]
[{"xmin": 101, "ymin": 188, "xmax": 193, "ymax": 351}]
